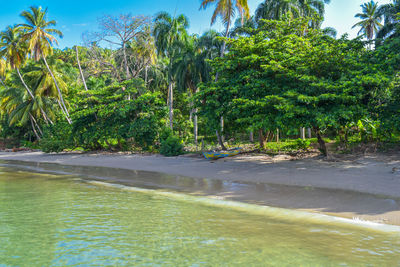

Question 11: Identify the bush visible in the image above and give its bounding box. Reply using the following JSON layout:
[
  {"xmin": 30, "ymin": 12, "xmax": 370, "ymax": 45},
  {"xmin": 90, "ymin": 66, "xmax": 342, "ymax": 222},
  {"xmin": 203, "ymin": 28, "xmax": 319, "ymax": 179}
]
[
  {"xmin": 39, "ymin": 138, "xmax": 68, "ymax": 153},
  {"xmin": 160, "ymin": 135, "xmax": 184, "ymax": 157},
  {"xmin": 39, "ymin": 122, "xmax": 74, "ymax": 153}
]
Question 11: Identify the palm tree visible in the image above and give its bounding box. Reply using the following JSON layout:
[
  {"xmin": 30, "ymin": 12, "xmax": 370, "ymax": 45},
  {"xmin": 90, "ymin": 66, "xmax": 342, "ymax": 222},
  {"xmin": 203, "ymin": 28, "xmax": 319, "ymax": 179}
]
[
  {"xmin": 153, "ymin": 11, "xmax": 189, "ymax": 130},
  {"xmin": 377, "ymin": 0, "xmax": 400, "ymax": 39},
  {"xmin": 173, "ymin": 35, "xmax": 212, "ymax": 146},
  {"xmin": 200, "ymin": 0, "xmax": 250, "ymax": 58},
  {"xmin": 352, "ymin": 1, "xmax": 382, "ymax": 45},
  {"xmin": 18, "ymin": 6, "xmax": 70, "ymax": 123},
  {"xmin": 255, "ymin": 0, "xmax": 330, "ymax": 28},
  {"xmin": 0, "ymin": 73, "xmax": 57, "ymax": 140},
  {"xmin": 200, "ymin": 0, "xmax": 250, "ymax": 150},
  {"xmin": 0, "ymin": 26, "xmax": 52, "ymax": 124},
  {"xmin": 255, "ymin": 0, "xmax": 300, "ymax": 22}
]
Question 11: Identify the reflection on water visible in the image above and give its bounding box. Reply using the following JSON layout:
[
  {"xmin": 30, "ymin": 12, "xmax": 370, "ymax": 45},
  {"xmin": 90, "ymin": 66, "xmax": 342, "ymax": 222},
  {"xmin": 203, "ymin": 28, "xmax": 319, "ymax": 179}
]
[
  {"xmin": 0, "ymin": 167, "xmax": 399, "ymax": 266},
  {"xmin": 2, "ymin": 160, "xmax": 400, "ymax": 223}
]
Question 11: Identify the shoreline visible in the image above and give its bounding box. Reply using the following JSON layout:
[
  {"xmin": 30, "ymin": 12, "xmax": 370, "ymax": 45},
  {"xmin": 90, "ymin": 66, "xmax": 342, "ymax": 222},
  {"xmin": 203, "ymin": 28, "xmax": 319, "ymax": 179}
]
[{"xmin": 0, "ymin": 151, "xmax": 399, "ymax": 226}]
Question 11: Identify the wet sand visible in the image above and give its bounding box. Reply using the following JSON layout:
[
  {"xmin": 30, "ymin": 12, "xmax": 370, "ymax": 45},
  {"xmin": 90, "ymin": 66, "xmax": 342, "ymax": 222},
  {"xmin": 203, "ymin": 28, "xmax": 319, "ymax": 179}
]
[{"xmin": 0, "ymin": 151, "xmax": 399, "ymax": 225}]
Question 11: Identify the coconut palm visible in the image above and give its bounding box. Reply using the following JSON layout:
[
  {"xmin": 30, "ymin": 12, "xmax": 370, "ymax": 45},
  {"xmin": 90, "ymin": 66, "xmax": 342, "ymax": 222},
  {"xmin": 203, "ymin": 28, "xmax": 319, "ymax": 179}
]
[
  {"xmin": 0, "ymin": 74, "xmax": 56, "ymax": 140},
  {"xmin": 200, "ymin": 0, "xmax": 250, "ymax": 149},
  {"xmin": 255, "ymin": 0, "xmax": 300, "ymax": 21},
  {"xmin": 352, "ymin": 1, "xmax": 382, "ymax": 43},
  {"xmin": 255, "ymin": 0, "xmax": 330, "ymax": 28},
  {"xmin": 200, "ymin": 0, "xmax": 250, "ymax": 57},
  {"xmin": 0, "ymin": 26, "xmax": 52, "ymax": 124},
  {"xmin": 172, "ymin": 35, "xmax": 212, "ymax": 145},
  {"xmin": 18, "ymin": 6, "xmax": 71, "ymax": 123},
  {"xmin": 153, "ymin": 11, "xmax": 189, "ymax": 129},
  {"xmin": 377, "ymin": 0, "xmax": 400, "ymax": 39}
]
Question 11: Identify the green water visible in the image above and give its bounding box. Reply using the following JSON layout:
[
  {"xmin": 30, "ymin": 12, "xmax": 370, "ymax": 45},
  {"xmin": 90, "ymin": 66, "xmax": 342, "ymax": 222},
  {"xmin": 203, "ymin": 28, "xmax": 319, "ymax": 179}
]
[{"xmin": 0, "ymin": 168, "xmax": 399, "ymax": 266}]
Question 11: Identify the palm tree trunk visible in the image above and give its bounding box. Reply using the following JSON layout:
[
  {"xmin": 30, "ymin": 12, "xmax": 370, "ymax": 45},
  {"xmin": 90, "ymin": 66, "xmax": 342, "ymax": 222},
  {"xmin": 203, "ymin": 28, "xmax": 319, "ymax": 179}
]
[
  {"xmin": 300, "ymin": 127, "xmax": 306, "ymax": 140},
  {"xmin": 193, "ymin": 87, "xmax": 199, "ymax": 147},
  {"xmin": 194, "ymin": 111, "xmax": 198, "ymax": 146},
  {"xmin": 168, "ymin": 82, "xmax": 173, "ymax": 130},
  {"xmin": 276, "ymin": 129, "xmax": 280, "ymax": 142},
  {"xmin": 75, "ymin": 46, "xmax": 88, "ymax": 91},
  {"xmin": 214, "ymin": 20, "xmax": 231, "ymax": 149},
  {"xmin": 29, "ymin": 113, "xmax": 43, "ymax": 136},
  {"xmin": 16, "ymin": 68, "xmax": 51, "ymax": 125},
  {"xmin": 214, "ymin": 19, "xmax": 231, "ymax": 82},
  {"xmin": 42, "ymin": 54, "xmax": 71, "ymax": 124},
  {"xmin": 29, "ymin": 113, "xmax": 41, "ymax": 140}
]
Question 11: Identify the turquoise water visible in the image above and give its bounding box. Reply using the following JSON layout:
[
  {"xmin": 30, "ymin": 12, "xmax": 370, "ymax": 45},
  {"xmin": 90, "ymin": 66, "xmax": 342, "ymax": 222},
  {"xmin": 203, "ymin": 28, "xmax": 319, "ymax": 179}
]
[{"xmin": 0, "ymin": 167, "xmax": 399, "ymax": 266}]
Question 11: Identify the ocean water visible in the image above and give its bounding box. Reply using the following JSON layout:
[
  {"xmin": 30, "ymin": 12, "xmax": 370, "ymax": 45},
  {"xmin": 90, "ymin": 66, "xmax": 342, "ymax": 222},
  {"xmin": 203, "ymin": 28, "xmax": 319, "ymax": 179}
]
[{"xmin": 0, "ymin": 167, "xmax": 399, "ymax": 266}]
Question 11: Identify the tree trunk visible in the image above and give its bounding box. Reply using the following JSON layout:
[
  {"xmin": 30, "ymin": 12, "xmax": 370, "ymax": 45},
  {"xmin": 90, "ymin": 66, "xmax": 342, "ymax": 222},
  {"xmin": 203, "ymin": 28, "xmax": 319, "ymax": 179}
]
[
  {"xmin": 30, "ymin": 114, "xmax": 43, "ymax": 136},
  {"xmin": 211, "ymin": 20, "xmax": 231, "ymax": 146},
  {"xmin": 75, "ymin": 46, "xmax": 88, "ymax": 91},
  {"xmin": 258, "ymin": 129, "xmax": 265, "ymax": 148},
  {"xmin": 193, "ymin": 88, "xmax": 198, "ymax": 147},
  {"xmin": 276, "ymin": 129, "xmax": 280, "ymax": 142},
  {"xmin": 307, "ymin": 128, "xmax": 312, "ymax": 138},
  {"xmin": 42, "ymin": 55, "xmax": 71, "ymax": 124},
  {"xmin": 145, "ymin": 65, "xmax": 148, "ymax": 85},
  {"xmin": 122, "ymin": 42, "xmax": 130, "ymax": 79},
  {"xmin": 314, "ymin": 127, "xmax": 328, "ymax": 157},
  {"xmin": 220, "ymin": 116, "xmax": 224, "ymax": 142},
  {"xmin": 214, "ymin": 19, "xmax": 231, "ymax": 82},
  {"xmin": 249, "ymin": 131, "xmax": 254, "ymax": 143},
  {"xmin": 29, "ymin": 114, "xmax": 41, "ymax": 140},
  {"xmin": 16, "ymin": 68, "xmax": 51, "ymax": 125},
  {"xmin": 216, "ymin": 130, "xmax": 227, "ymax": 150},
  {"xmin": 300, "ymin": 127, "xmax": 306, "ymax": 140},
  {"xmin": 194, "ymin": 111, "xmax": 198, "ymax": 146},
  {"xmin": 168, "ymin": 82, "xmax": 173, "ymax": 130}
]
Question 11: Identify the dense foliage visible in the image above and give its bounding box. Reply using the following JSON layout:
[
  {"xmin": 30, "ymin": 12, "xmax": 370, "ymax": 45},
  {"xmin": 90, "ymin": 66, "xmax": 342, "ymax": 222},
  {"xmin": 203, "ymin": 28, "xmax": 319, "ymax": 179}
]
[{"xmin": 0, "ymin": 1, "xmax": 399, "ymax": 156}]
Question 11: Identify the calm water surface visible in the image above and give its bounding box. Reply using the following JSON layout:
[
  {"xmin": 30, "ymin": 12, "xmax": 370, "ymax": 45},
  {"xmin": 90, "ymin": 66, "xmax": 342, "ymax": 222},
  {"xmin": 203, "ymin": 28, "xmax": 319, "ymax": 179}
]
[{"xmin": 0, "ymin": 167, "xmax": 399, "ymax": 266}]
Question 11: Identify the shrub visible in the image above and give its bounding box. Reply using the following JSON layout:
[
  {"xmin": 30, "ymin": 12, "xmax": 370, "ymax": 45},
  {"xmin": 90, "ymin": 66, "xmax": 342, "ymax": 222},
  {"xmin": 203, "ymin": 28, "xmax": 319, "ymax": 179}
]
[
  {"xmin": 39, "ymin": 122, "xmax": 74, "ymax": 153},
  {"xmin": 160, "ymin": 135, "xmax": 184, "ymax": 157}
]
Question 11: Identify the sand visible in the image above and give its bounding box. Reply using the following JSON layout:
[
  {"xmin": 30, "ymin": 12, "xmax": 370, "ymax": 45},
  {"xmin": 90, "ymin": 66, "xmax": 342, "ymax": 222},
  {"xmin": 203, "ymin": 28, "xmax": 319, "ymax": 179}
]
[{"xmin": 0, "ymin": 151, "xmax": 399, "ymax": 225}]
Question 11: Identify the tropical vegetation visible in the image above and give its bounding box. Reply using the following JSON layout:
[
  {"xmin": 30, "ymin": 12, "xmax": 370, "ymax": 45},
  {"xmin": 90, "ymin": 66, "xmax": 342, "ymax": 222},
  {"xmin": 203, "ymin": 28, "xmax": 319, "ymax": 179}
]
[{"xmin": 0, "ymin": 1, "xmax": 399, "ymax": 157}]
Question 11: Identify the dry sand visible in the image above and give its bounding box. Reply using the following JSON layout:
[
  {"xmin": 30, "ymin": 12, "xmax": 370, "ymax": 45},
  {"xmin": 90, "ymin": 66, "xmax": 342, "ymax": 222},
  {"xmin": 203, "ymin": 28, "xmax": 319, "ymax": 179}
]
[{"xmin": 0, "ymin": 151, "xmax": 399, "ymax": 225}]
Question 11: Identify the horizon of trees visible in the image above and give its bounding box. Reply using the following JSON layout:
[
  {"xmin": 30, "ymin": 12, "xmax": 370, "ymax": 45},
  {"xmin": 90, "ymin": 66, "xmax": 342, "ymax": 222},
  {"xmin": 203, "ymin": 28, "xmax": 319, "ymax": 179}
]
[{"xmin": 0, "ymin": 0, "xmax": 399, "ymax": 157}]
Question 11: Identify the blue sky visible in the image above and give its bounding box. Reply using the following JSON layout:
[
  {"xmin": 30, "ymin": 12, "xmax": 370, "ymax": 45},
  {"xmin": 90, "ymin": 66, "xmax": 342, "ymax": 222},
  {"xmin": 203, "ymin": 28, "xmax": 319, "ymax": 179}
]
[{"xmin": 0, "ymin": 0, "xmax": 393, "ymax": 48}]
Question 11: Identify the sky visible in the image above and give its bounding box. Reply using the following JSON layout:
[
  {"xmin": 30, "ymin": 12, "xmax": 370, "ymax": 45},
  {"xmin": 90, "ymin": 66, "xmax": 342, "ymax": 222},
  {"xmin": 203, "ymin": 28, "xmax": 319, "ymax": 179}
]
[{"xmin": 0, "ymin": 0, "xmax": 393, "ymax": 48}]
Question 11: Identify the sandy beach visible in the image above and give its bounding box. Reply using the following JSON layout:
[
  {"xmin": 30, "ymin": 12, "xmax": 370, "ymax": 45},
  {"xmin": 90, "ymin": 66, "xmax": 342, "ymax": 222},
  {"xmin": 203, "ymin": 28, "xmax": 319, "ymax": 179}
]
[{"xmin": 1, "ymin": 151, "xmax": 399, "ymax": 225}]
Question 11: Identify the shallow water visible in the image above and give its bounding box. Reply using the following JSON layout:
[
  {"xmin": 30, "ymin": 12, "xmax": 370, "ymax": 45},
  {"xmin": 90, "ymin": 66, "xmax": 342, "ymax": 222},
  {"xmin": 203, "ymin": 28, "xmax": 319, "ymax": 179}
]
[{"xmin": 0, "ymin": 167, "xmax": 399, "ymax": 266}]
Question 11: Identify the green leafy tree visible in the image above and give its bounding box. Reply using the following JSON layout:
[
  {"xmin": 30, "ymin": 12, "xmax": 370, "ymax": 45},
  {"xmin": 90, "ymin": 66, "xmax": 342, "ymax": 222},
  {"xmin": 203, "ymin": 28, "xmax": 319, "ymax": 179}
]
[{"xmin": 196, "ymin": 19, "xmax": 367, "ymax": 156}]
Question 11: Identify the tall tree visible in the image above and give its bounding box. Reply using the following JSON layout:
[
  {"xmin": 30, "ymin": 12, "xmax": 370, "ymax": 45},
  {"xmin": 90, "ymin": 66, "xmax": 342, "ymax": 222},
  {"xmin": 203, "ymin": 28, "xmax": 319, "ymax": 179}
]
[
  {"xmin": 255, "ymin": 0, "xmax": 330, "ymax": 28},
  {"xmin": 200, "ymin": 0, "xmax": 250, "ymax": 57},
  {"xmin": 352, "ymin": 1, "xmax": 382, "ymax": 43},
  {"xmin": 0, "ymin": 26, "xmax": 52, "ymax": 124},
  {"xmin": 200, "ymin": 0, "xmax": 250, "ymax": 149},
  {"xmin": 172, "ymin": 35, "xmax": 211, "ymax": 145},
  {"xmin": 153, "ymin": 11, "xmax": 189, "ymax": 130},
  {"xmin": 87, "ymin": 14, "xmax": 151, "ymax": 80},
  {"xmin": 18, "ymin": 6, "xmax": 70, "ymax": 123},
  {"xmin": 377, "ymin": 0, "xmax": 400, "ymax": 39}
]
